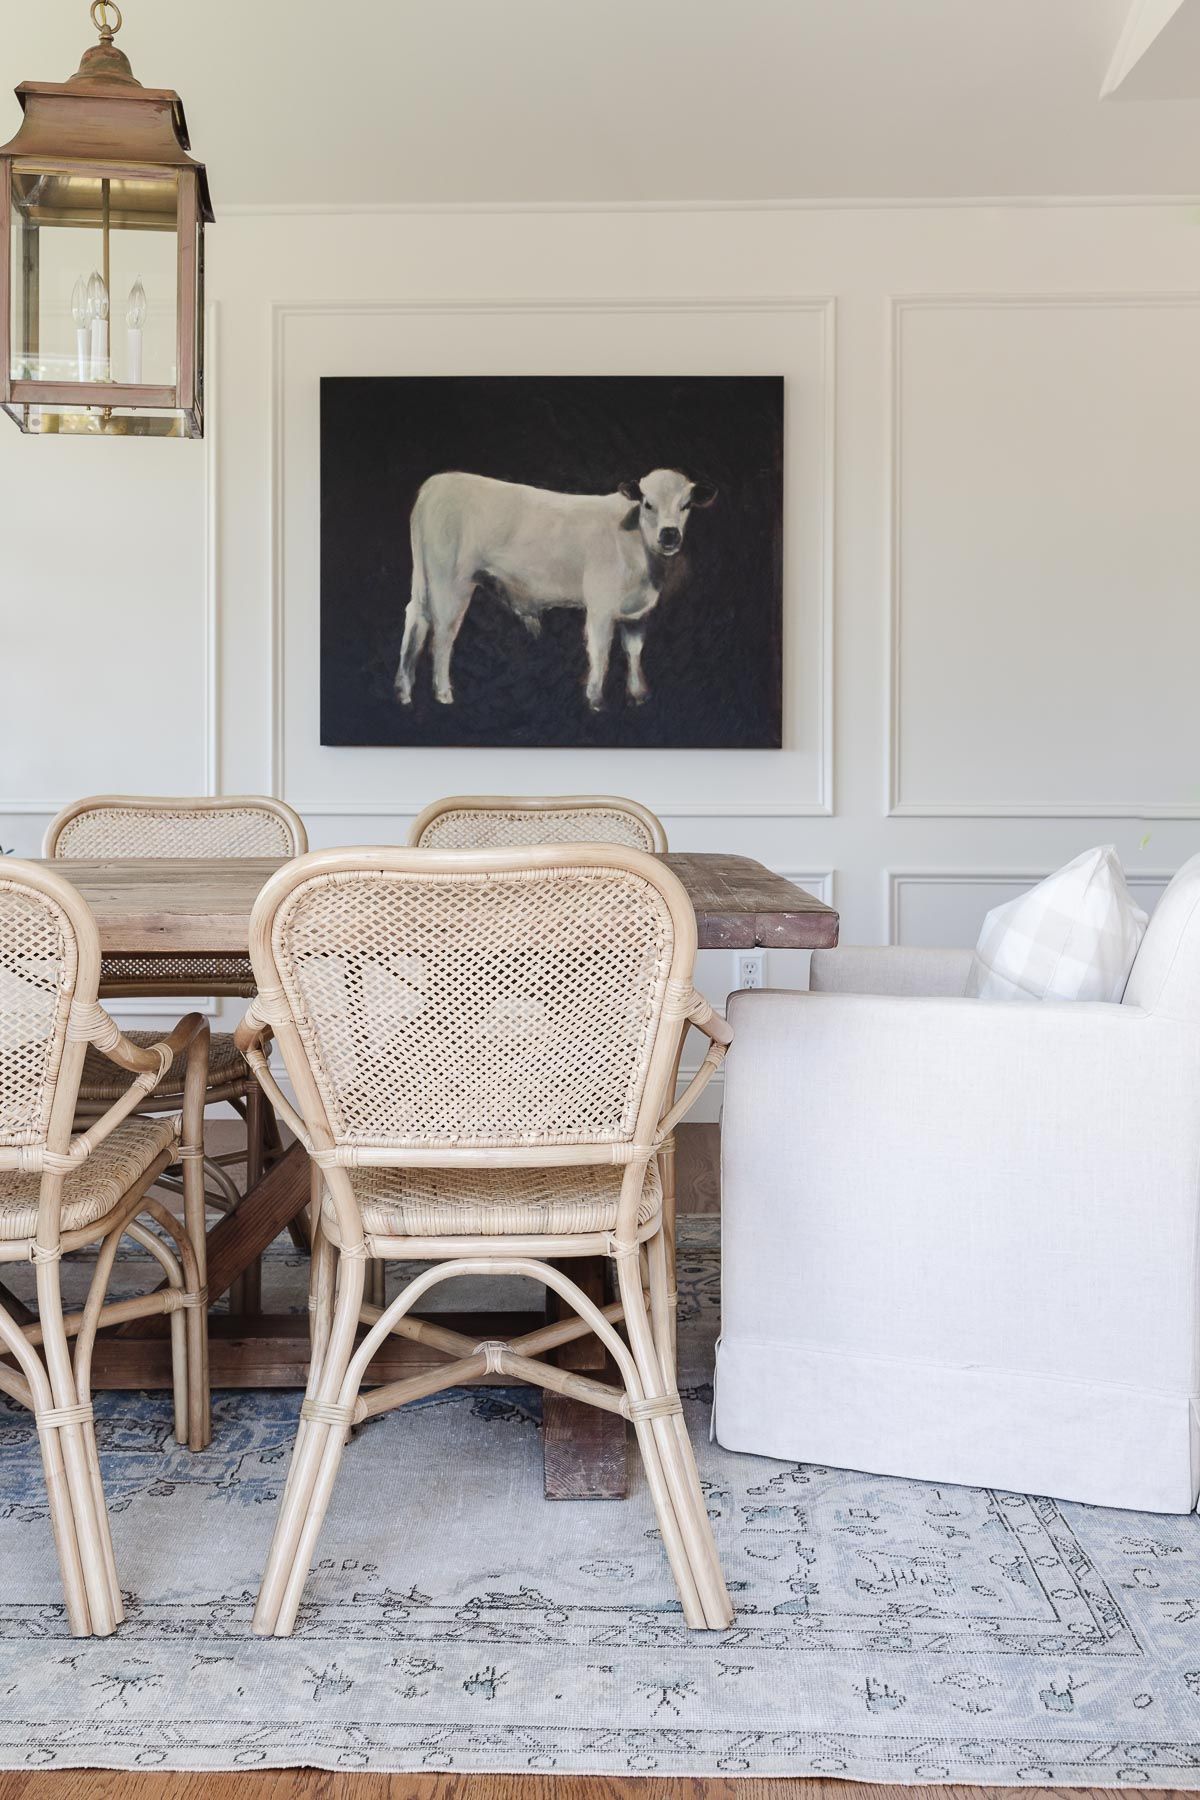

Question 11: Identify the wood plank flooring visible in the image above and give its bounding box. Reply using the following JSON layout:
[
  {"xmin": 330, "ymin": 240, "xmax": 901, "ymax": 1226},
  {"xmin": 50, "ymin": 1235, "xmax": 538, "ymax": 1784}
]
[{"xmin": 0, "ymin": 1774, "xmax": 1182, "ymax": 1798}]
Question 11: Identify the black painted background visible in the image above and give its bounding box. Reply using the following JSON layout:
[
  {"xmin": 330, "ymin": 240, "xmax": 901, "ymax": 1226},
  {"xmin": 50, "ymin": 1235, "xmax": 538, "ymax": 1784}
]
[{"xmin": 319, "ymin": 375, "xmax": 783, "ymax": 749}]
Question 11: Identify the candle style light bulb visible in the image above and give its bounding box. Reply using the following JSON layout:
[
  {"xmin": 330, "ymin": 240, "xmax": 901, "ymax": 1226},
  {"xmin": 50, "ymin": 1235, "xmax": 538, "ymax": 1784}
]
[
  {"xmin": 87, "ymin": 271, "xmax": 109, "ymax": 381},
  {"xmin": 125, "ymin": 277, "xmax": 146, "ymax": 384},
  {"xmin": 126, "ymin": 277, "xmax": 147, "ymax": 329},
  {"xmin": 71, "ymin": 278, "xmax": 90, "ymax": 381}
]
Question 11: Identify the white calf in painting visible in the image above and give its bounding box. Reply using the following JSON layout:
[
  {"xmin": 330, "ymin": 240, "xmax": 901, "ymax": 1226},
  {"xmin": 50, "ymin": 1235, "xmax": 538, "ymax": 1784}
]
[{"xmin": 394, "ymin": 468, "xmax": 717, "ymax": 711}]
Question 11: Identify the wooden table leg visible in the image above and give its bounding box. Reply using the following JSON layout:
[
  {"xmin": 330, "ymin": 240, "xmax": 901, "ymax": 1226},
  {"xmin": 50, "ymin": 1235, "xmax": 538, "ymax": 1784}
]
[
  {"xmin": 204, "ymin": 1140, "xmax": 311, "ymax": 1299},
  {"xmin": 542, "ymin": 1254, "xmax": 628, "ymax": 1500}
]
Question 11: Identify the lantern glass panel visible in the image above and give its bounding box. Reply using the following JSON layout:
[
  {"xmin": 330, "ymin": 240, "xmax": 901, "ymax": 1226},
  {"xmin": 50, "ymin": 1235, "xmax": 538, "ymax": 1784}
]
[{"xmin": 8, "ymin": 165, "xmax": 179, "ymax": 388}]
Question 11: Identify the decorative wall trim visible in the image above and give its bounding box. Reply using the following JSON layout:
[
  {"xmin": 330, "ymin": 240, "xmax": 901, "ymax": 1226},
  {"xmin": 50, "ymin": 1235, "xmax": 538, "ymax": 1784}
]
[
  {"xmin": 268, "ymin": 294, "xmax": 836, "ymax": 819},
  {"xmin": 204, "ymin": 300, "xmax": 221, "ymax": 793},
  {"xmin": 288, "ymin": 800, "xmax": 832, "ymax": 819},
  {"xmin": 885, "ymin": 292, "xmax": 1200, "ymax": 820},
  {"xmin": 221, "ymin": 195, "xmax": 1200, "ymax": 218},
  {"xmin": 886, "ymin": 865, "xmax": 1172, "ymax": 945}
]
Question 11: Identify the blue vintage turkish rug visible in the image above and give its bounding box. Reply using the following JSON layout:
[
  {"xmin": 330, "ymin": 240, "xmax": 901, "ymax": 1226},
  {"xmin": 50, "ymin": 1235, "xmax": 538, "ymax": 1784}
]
[{"xmin": 2, "ymin": 1221, "xmax": 1200, "ymax": 1781}]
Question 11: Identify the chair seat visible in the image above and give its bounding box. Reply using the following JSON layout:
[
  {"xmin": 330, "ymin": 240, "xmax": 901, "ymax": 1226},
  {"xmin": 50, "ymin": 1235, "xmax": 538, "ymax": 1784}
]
[
  {"xmin": 325, "ymin": 1157, "xmax": 662, "ymax": 1241},
  {"xmin": 78, "ymin": 1031, "xmax": 248, "ymax": 1104},
  {"xmin": 0, "ymin": 1116, "xmax": 180, "ymax": 1240}
]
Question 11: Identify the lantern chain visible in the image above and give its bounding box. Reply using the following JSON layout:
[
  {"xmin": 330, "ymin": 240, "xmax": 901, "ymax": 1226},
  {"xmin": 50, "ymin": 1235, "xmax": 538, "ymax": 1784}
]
[{"xmin": 90, "ymin": 2, "xmax": 123, "ymax": 41}]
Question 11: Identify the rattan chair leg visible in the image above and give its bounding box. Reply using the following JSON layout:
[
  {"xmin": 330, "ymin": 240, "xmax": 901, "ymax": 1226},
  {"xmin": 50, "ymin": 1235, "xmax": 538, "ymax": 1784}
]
[
  {"xmin": 253, "ymin": 1252, "xmax": 367, "ymax": 1638},
  {"xmin": 646, "ymin": 1229, "xmax": 675, "ymax": 1379},
  {"xmin": 141, "ymin": 1199, "xmax": 208, "ymax": 1453},
  {"xmin": 179, "ymin": 1045, "xmax": 213, "ymax": 1449},
  {"xmin": 615, "ymin": 1250, "xmax": 732, "ymax": 1630},
  {"xmin": 71, "ymin": 1223, "xmax": 142, "ymax": 1620},
  {"xmin": 657, "ymin": 1135, "xmax": 679, "ymax": 1370},
  {"xmin": 232, "ymin": 1082, "xmax": 267, "ymax": 1317},
  {"xmin": 123, "ymin": 1220, "xmax": 188, "ymax": 1442},
  {"xmin": 308, "ymin": 1215, "xmax": 336, "ymax": 1391},
  {"xmin": 0, "ymin": 1298, "xmax": 92, "ymax": 1634},
  {"xmin": 39, "ymin": 1421, "xmax": 92, "ymax": 1635},
  {"xmin": 34, "ymin": 1259, "xmax": 120, "ymax": 1637}
]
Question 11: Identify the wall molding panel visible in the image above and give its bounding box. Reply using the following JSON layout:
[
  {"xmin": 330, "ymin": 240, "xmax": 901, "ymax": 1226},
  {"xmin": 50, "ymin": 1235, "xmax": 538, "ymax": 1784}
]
[
  {"xmin": 888, "ymin": 866, "xmax": 1173, "ymax": 946},
  {"xmin": 886, "ymin": 292, "xmax": 1200, "ymax": 820}
]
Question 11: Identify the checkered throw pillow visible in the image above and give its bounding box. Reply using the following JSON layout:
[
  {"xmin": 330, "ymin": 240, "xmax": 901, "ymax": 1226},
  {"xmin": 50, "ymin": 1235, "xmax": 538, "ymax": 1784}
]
[{"xmin": 966, "ymin": 847, "xmax": 1148, "ymax": 1003}]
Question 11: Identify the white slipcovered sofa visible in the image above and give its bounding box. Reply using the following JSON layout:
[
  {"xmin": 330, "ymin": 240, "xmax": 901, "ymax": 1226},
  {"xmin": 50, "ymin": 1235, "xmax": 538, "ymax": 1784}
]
[{"xmin": 714, "ymin": 853, "xmax": 1200, "ymax": 1512}]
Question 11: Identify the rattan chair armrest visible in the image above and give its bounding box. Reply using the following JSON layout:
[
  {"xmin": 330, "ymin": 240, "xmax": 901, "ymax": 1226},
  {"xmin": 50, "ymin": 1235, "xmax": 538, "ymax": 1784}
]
[
  {"xmin": 67, "ymin": 1010, "xmax": 208, "ymax": 1164},
  {"xmin": 655, "ymin": 992, "xmax": 734, "ymax": 1141},
  {"xmin": 681, "ymin": 991, "xmax": 734, "ymax": 1049},
  {"xmin": 95, "ymin": 1006, "xmax": 208, "ymax": 1076},
  {"xmin": 233, "ymin": 1001, "xmax": 272, "ymax": 1060},
  {"xmin": 235, "ymin": 1003, "xmax": 313, "ymax": 1151}
]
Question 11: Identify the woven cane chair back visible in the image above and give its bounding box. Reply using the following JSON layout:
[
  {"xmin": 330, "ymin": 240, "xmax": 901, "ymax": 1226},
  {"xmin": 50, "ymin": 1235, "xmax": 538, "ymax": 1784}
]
[
  {"xmin": 0, "ymin": 864, "xmax": 98, "ymax": 1149},
  {"xmin": 251, "ymin": 847, "xmax": 696, "ymax": 1154},
  {"xmin": 45, "ymin": 795, "xmax": 307, "ymax": 862},
  {"xmin": 44, "ymin": 798, "xmax": 306, "ymax": 996},
  {"xmin": 409, "ymin": 795, "xmax": 668, "ymax": 855}
]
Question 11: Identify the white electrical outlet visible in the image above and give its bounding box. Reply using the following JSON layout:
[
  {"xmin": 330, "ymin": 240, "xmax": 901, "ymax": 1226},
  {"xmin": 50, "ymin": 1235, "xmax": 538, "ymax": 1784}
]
[{"xmin": 735, "ymin": 952, "xmax": 765, "ymax": 990}]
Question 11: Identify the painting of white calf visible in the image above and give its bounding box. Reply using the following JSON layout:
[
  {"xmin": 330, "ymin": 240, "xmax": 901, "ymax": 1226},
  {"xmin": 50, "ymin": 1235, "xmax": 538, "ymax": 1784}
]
[{"xmin": 320, "ymin": 375, "xmax": 782, "ymax": 749}]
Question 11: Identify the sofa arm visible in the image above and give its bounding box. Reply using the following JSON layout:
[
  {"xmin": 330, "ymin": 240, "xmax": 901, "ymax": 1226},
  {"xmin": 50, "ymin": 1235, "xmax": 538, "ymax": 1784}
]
[
  {"xmin": 809, "ymin": 944, "xmax": 973, "ymax": 997},
  {"xmin": 721, "ymin": 988, "xmax": 1200, "ymax": 1396}
]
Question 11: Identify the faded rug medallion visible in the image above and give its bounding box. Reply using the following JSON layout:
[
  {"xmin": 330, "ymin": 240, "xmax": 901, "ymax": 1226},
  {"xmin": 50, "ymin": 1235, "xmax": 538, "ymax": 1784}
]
[{"xmin": 2, "ymin": 1222, "xmax": 1200, "ymax": 1781}]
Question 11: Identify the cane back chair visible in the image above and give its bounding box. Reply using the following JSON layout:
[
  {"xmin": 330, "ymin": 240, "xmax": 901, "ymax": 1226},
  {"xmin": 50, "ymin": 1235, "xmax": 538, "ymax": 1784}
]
[
  {"xmin": 0, "ymin": 861, "xmax": 209, "ymax": 1636},
  {"xmin": 409, "ymin": 795, "xmax": 690, "ymax": 1359},
  {"xmin": 236, "ymin": 844, "xmax": 733, "ymax": 1635},
  {"xmin": 45, "ymin": 795, "xmax": 308, "ymax": 1311},
  {"xmin": 409, "ymin": 794, "xmax": 668, "ymax": 855}
]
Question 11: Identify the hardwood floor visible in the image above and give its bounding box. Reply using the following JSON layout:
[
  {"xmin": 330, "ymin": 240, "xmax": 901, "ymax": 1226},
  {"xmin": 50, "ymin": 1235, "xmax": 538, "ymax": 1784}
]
[
  {"xmin": 0, "ymin": 1774, "xmax": 1184, "ymax": 1798},
  {"xmin": 0, "ymin": 1128, "xmax": 1146, "ymax": 1798},
  {"xmin": 676, "ymin": 1120, "xmax": 721, "ymax": 1215}
]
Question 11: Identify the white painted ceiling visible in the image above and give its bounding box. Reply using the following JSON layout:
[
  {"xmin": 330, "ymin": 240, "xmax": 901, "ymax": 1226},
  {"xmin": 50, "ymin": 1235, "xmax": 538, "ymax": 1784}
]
[{"xmin": 3, "ymin": 0, "xmax": 1199, "ymax": 206}]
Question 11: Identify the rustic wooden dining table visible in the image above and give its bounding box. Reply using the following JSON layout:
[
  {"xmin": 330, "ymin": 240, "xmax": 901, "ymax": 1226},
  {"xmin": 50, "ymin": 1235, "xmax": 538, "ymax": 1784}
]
[{"xmin": 38, "ymin": 852, "xmax": 839, "ymax": 1499}]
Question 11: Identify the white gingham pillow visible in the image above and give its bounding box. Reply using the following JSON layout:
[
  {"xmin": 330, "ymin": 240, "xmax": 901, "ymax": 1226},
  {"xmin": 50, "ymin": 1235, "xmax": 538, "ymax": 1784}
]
[{"xmin": 966, "ymin": 847, "xmax": 1148, "ymax": 1003}]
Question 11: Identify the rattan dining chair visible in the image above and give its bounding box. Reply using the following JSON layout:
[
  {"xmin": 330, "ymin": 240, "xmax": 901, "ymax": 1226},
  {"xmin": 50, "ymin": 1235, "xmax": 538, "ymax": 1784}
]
[
  {"xmin": 409, "ymin": 793, "xmax": 668, "ymax": 854},
  {"xmin": 44, "ymin": 795, "xmax": 308, "ymax": 1313},
  {"xmin": 0, "ymin": 861, "xmax": 209, "ymax": 1636},
  {"xmin": 236, "ymin": 844, "xmax": 733, "ymax": 1636}
]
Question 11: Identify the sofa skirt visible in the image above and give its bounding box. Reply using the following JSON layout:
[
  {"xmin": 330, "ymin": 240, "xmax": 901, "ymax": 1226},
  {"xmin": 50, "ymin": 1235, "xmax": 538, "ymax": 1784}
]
[{"xmin": 713, "ymin": 1335, "xmax": 1200, "ymax": 1514}]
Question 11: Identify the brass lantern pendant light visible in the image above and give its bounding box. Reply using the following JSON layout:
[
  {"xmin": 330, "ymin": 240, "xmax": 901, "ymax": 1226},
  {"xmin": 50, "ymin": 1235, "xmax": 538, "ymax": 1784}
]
[{"xmin": 0, "ymin": 2, "xmax": 213, "ymax": 436}]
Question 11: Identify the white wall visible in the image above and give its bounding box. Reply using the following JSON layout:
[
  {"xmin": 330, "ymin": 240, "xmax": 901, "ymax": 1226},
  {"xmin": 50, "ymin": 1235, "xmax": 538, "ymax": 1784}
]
[{"xmin": 3, "ymin": 200, "xmax": 1198, "ymax": 1081}]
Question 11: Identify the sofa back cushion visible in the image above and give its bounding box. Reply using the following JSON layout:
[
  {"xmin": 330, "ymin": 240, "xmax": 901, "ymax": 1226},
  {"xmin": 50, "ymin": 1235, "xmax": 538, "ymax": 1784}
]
[{"xmin": 1124, "ymin": 852, "xmax": 1200, "ymax": 1022}]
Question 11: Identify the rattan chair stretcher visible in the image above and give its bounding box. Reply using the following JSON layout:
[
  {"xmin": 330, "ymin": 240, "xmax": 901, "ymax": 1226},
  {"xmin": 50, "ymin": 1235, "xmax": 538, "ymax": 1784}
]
[
  {"xmin": 0, "ymin": 861, "xmax": 210, "ymax": 1637},
  {"xmin": 236, "ymin": 843, "xmax": 733, "ymax": 1635}
]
